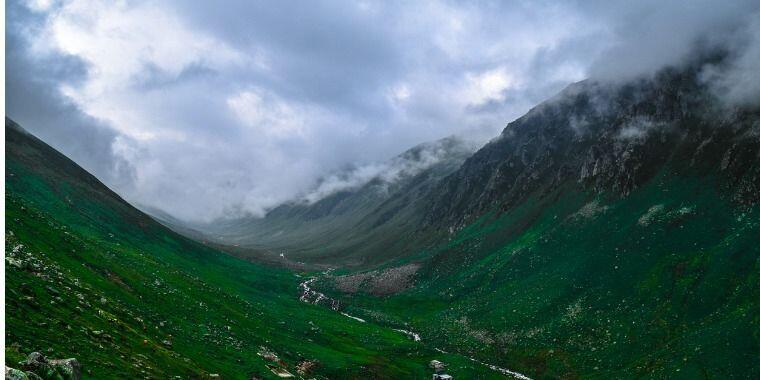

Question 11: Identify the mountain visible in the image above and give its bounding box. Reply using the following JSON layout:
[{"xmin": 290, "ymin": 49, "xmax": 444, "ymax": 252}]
[
  {"xmin": 199, "ymin": 136, "xmax": 477, "ymax": 267},
  {"xmin": 425, "ymin": 62, "xmax": 760, "ymax": 228},
  {"xmin": 203, "ymin": 61, "xmax": 759, "ymax": 271},
  {"xmin": 333, "ymin": 65, "xmax": 760, "ymax": 378},
  {"xmin": 198, "ymin": 61, "xmax": 760, "ymax": 378},
  {"xmin": 4, "ymin": 118, "xmax": 509, "ymax": 379}
]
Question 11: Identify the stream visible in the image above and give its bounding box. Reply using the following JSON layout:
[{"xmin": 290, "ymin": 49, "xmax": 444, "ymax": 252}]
[{"xmin": 297, "ymin": 276, "xmax": 532, "ymax": 380}]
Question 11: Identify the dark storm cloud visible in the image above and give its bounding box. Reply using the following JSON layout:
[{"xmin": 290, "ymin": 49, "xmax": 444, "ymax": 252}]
[{"xmin": 6, "ymin": 0, "xmax": 760, "ymax": 221}]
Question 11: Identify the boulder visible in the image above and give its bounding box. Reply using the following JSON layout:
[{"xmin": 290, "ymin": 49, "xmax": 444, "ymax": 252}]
[
  {"xmin": 18, "ymin": 353, "xmax": 56, "ymax": 379},
  {"xmin": 16, "ymin": 352, "xmax": 81, "ymax": 380},
  {"xmin": 48, "ymin": 359, "xmax": 80, "ymax": 380},
  {"xmin": 429, "ymin": 360, "xmax": 445, "ymax": 373},
  {"xmin": 5, "ymin": 366, "xmax": 37, "ymax": 380}
]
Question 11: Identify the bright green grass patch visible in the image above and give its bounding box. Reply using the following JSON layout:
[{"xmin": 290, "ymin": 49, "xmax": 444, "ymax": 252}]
[{"xmin": 330, "ymin": 174, "xmax": 759, "ymax": 379}]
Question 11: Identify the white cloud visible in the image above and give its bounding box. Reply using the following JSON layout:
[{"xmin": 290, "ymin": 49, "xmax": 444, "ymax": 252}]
[
  {"xmin": 25, "ymin": 0, "xmax": 55, "ymax": 12},
  {"xmin": 463, "ymin": 67, "xmax": 519, "ymax": 106},
  {"xmin": 301, "ymin": 138, "xmax": 475, "ymax": 204},
  {"xmin": 227, "ymin": 89, "xmax": 309, "ymax": 139},
  {"xmin": 701, "ymin": 11, "xmax": 760, "ymax": 107},
  {"xmin": 40, "ymin": 0, "xmax": 246, "ymax": 140},
  {"xmin": 389, "ymin": 83, "xmax": 411, "ymax": 103},
  {"xmin": 616, "ymin": 117, "xmax": 663, "ymax": 141}
]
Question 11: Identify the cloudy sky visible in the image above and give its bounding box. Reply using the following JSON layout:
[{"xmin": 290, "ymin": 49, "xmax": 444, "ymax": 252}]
[{"xmin": 7, "ymin": 0, "xmax": 760, "ymax": 221}]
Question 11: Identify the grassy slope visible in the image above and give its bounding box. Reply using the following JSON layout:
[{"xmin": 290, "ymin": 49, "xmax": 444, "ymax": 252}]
[
  {"xmin": 4, "ymin": 121, "xmax": 502, "ymax": 379},
  {"xmin": 324, "ymin": 172, "xmax": 760, "ymax": 379}
]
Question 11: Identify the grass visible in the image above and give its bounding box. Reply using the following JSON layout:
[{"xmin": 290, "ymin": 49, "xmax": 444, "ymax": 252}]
[
  {"xmin": 6, "ymin": 118, "xmax": 758, "ymax": 379},
  {"xmin": 322, "ymin": 173, "xmax": 760, "ymax": 379},
  {"xmin": 4, "ymin": 124, "xmax": 504, "ymax": 379}
]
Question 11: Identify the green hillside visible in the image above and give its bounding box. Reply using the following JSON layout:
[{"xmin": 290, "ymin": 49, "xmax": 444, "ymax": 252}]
[
  {"xmin": 3, "ymin": 118, "xmax": 505, "ymax": 379},
  {"xmin": 322, "ymin": 173, "xmax": 759, "ymax": 378}
]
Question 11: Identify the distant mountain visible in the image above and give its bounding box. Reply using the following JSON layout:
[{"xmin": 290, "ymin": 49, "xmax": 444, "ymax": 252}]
[{"xmin": 200, "ymin": 135, "xmax": 478, "ymax": 267}]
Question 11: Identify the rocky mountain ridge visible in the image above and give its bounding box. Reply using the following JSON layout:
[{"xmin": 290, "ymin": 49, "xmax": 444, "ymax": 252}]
[{"xmin": 425, "ymin": 62, "xmax": 760, "ymax": 230}]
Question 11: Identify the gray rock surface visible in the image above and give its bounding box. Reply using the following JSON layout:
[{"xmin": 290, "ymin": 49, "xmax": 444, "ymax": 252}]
[{"xmin": 9, "ymin": 352, "xmax": 81, "ymax": 380}]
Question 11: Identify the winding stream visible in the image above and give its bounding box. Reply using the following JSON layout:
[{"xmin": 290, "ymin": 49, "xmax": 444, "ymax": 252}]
[
  {"xmin": 298, "ymin": 277, "xmax": 340, "ymax": 310},
  {"xmin": 297, "ymin": 276, "xmax": 532, "ymax": 379}
]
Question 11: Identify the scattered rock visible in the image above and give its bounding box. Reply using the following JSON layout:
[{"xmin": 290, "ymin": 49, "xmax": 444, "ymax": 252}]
[
  {"xmin": 266, "ymin": 365, "xmax": 294, "ymax": 378},
  {"xmin": 572, "ymin": 200, "xmax": 608, "ymax": 220},
  {"xmin": 14, "ymin": 352, "xmax": 80, "ymax": 380},
  {"xmin": 48, "ymin": 359, "xmax": 81, "ymax": 380},
  {"xmin": 295, "ymin": 360, "xmax": 319, "ymax": 375},
  {"xmin": 257, "ymin": 347, "xmax": 279, "ymax": 362},
  {"xmin": 429, "ymin": 360, "xmax": 446, "ymax": 373},
  {"xmin": 638, "ymin": 204, "xmax": 665, "ymax": 226},
  {"xmin": 332, "ymin": 263, "xmax": 421, "ymax": 295},
  {"xmin": 6, "ymin": 257, "xmax": 24, "ymax": 269},
  {"xmin": 5, "ymin": 366, "xmax": 42, "ymax": 380}
]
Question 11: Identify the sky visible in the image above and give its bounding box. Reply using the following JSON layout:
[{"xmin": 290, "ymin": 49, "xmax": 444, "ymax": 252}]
[{"xmin": 6, "ymin": 0, "xmax": 760, "ymax": 222}]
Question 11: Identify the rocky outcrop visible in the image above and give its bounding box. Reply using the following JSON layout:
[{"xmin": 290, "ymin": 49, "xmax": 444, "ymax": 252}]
[
  {"xmin": 332, "ymin": 263, "xmax": 420, "ymax": 295},
  {"xmin": 5, "ymin": 366, "xmax": 42, "ymax": 380},
  {"xmin": 6, "ymin": 352, "xmax": 81, "ymax": 380}
]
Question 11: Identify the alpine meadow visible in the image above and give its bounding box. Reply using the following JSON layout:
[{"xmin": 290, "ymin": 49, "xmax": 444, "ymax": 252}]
[{"xmin": 4, "ymin": 1, "xmax": 760, "ymax": 379}]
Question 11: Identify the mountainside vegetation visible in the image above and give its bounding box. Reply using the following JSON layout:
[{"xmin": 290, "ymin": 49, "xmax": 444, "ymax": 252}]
[
  {"xmin": 4, "ymin": 118, "xmax": 506, "ymax": 379},
  {"xmin": 321, "ymin": 174, "xmax": 759, "ymax": 378}
]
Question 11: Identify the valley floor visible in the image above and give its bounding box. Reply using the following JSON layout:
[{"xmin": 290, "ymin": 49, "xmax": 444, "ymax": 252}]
[{"xmin": 4, "ymin": 152, "xmax": 513, "ymax": 379}]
